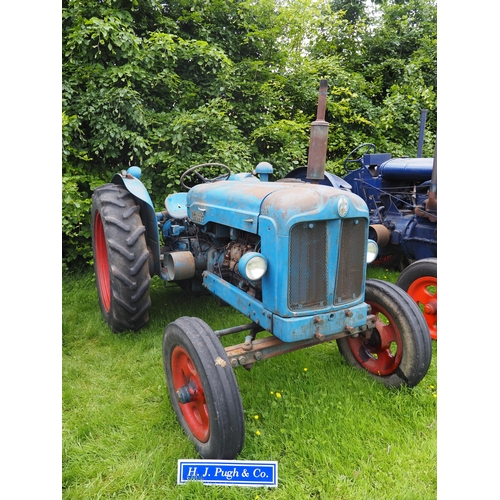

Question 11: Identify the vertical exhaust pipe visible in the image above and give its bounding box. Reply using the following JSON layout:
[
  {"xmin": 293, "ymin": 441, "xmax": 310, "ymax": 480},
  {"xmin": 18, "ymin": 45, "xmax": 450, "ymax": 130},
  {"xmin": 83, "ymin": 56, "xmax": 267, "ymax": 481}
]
[
  {"xmin": 417, "ymin": 108, "xmax": 428, "ymax": 158},
  {"xmin": 306, "ymin": 80, "xmax": 330, "ymax": 182},
  {"xmin": 426, "ymin": 141, "xmax": 437, "ymax": 211}
]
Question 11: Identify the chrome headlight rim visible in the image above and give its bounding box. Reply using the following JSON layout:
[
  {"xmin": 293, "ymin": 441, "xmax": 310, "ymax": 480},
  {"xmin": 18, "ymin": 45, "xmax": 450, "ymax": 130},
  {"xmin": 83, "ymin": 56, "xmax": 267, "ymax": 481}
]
[
  {"xmin": 366, "ymin": 239, "xmax": 379, "ymax": 264},
  {"xmin": 238, "ymin": 252, "xmax": 268, "ymax": 281}
]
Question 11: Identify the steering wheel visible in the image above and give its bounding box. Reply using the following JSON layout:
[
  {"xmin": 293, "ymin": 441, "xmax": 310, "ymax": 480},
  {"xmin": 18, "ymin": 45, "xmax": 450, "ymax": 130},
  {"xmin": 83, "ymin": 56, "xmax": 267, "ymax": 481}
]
[
  {"xmin": 180, "ymin": 163, "xmax": 231, "ymax": 190},
  {"xmin": 343, "ymin": 143, "xmax": 377, "ymax": 170}
]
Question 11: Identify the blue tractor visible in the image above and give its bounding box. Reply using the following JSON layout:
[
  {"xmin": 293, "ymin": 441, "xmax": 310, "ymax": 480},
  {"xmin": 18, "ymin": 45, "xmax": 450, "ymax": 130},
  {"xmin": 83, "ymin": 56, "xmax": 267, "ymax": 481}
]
[{"xmin": 91, "ymin": 81, "xmax": 432, "ymax": 459}]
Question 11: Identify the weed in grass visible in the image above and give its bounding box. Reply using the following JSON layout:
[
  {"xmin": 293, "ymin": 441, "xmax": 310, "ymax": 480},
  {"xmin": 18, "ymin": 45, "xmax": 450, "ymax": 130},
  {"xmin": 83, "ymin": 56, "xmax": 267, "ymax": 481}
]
[{"xmin": 63, "ymin": 269, "xmax": 436, "ymax": 499}]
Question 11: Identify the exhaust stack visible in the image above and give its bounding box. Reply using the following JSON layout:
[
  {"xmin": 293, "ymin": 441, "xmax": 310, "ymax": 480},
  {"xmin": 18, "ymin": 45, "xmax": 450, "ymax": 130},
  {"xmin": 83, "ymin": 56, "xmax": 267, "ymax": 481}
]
[{"xmin": 306, "ymin": 79, "xmax": 330, "ymax": 182}]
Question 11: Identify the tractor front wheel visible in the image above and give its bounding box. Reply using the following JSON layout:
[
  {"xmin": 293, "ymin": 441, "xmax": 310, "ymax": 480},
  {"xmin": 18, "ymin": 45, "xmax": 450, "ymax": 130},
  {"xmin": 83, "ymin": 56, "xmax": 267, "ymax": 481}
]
[
  {"xmin": 337, "ymin": 279, "xmax": 432, "ymax": 388},
  {"xmin": 396, "ymin": 258, "xmax": 437, "ymax": 340},
  {"xmin": 163, "ymin": 317, "xmax": 245, "ymax": 459},
  {"xmin": 91, "ymin": 183, "xmax": 151, "ymax": 332}
]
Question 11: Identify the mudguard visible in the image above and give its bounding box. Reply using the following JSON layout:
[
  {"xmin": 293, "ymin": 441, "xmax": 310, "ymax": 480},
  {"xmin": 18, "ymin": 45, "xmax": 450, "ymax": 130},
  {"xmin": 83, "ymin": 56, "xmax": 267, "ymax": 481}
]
[
  {"xmin": 284, "ymin": 166, "xmax": 352, "ymax": 190},
  {"xmin": 111, "ymin": 169, "xmax": 162, "ymax": 277}
]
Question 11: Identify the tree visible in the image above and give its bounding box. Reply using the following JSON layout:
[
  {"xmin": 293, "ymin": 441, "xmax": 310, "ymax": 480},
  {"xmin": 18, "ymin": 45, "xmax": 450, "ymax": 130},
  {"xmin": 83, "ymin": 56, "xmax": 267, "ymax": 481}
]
[{"xmin": 62, "ymin": 0, "xmax": 437, "ymax": 268}]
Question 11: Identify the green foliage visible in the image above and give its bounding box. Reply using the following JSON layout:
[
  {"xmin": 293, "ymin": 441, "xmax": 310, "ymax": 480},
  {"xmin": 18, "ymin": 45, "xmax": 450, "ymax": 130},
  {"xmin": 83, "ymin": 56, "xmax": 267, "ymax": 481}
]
[{"xmin": 62, "ymin": 0, "xmax": 437, "ymax": 267}]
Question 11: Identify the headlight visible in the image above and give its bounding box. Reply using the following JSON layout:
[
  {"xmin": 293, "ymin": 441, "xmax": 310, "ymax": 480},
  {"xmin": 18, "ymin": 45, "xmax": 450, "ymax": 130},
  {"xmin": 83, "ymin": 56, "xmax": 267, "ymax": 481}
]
[
  {"xmin": 366, "ymin": 239, "xmax": 378, "ymax": 264},
  {"xmin": 238, "ymin": 252, "xmax": 268, "ymax": 281}
]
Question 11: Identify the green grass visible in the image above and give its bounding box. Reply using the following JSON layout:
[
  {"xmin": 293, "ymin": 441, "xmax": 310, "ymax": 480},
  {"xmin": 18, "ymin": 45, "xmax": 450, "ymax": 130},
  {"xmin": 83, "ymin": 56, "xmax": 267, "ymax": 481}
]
[{"xmin": 62, "ymin": 267, "xmax": 437, "ymax": 499}]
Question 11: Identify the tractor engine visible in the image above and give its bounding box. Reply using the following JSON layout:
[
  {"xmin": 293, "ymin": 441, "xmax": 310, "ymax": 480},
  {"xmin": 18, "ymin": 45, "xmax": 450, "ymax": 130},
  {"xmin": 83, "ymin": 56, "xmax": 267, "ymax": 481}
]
[
  {"xmin": 216, "ymin": 237, "xmax": 262, "ymax": 299},
  {"xmin": 159, "ymin": 214, "xmax": 262, "ymax": 299}
]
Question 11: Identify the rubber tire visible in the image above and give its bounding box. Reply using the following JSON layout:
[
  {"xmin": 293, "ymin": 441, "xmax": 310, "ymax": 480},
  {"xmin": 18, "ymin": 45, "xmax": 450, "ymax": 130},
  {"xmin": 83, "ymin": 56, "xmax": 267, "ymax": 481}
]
[
  {"xmin": 396, "ymin": 258, "xmax": 437, "ymax": 340},
  {"xmin": 91, "ymin": 183, "xmax": 151, "ymax": 332},
  {"xmin": 163, "ymin": 317, "xmax": 245, "ymax": 459},
  {"xmin": 336, "ymin": 279, "xmax": 432, "ymax": 388}
]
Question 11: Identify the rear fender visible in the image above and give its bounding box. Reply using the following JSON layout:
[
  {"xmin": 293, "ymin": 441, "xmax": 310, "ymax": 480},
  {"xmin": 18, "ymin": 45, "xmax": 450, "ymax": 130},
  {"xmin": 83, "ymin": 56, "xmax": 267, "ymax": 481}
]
[{"xmin": 111, "ymin": 170, "xmax": 162, "ymax": 277}]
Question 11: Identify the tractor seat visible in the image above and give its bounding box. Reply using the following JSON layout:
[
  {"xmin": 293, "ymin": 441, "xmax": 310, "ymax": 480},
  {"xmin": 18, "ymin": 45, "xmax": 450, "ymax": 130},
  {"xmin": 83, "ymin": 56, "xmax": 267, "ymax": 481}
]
[{"xmin": 165, "ymin": 193, "xmax": 188, "ymax": 219}]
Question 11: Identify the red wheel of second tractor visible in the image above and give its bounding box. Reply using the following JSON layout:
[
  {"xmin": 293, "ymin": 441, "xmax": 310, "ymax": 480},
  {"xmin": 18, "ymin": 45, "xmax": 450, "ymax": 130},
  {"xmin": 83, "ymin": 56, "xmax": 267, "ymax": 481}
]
[
  {"xmin": 407, "ymin": 276, "xmax": 437, "ymax": 340},
  {"xmin": 396, "ymin": 258, "xmax": 437, "ymax": 340}
]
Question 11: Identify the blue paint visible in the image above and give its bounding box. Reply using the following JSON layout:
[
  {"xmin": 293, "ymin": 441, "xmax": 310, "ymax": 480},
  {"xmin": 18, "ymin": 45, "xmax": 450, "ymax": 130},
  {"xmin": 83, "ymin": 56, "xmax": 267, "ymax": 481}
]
[
  {"xmin": 111, "ymin": 170, "xmax": 154, "ymax": 209},
  {"xmin": 203, "ymin": 271, "xmax": 368, "ymax": 343}
]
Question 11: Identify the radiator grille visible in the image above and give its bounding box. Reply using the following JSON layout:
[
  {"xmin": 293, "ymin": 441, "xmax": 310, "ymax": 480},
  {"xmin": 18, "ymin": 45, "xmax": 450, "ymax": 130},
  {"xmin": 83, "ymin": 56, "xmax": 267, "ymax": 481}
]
[
  {"xmin": 288, "ymin": 221, "xmax": 327, "ymax": 310},
  {"xmin": 335, "ymin": 218, "xmax": 366, "ymax": 304}
]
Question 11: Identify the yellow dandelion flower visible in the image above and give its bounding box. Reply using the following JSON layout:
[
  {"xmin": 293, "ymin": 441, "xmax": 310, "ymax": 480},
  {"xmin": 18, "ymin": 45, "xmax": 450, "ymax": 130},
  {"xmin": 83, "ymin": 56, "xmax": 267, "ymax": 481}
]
[
  {"xmin": 430, "ymin": 385, "xmax": 435, "ymax": 389},
  {"xmin": 304, "ymin": 368, "xmax": 308, "ymax": 372},
  {"xmin": 254, "ymin": 415, "xmax": 259, "ymax": 420},
  {"xmin": 276, "ymin": 392, "xmax": 282, "ymax": 398},
  {"xmin": 256, "ymin": 430, "xmax": 261, "ymax": 436},
  {"xmin": 433, "ymin": 393, "xmax": 437, "ymax": 398},
  {"xmin": 270, "ymin": 391, "xmax": 274, "ymax": 395}
]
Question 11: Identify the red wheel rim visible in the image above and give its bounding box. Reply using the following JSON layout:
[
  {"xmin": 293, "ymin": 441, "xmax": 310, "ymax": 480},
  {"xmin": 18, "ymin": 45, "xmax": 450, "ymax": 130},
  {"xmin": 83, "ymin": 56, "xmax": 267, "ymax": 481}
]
[
  {"xmin": 94, "ymin": 212, "xmax": 111, "ymax": 312},
  {"xmin": 346, "ymin": 300, "xmax": 403, "ymax": 376},
  {"xmin": 171, "ymin": 346, "xmax": 210, "ymax": 443},
  {"xmin": 407, "ymin": 276, "xmax": 437, "ymax": 340}
]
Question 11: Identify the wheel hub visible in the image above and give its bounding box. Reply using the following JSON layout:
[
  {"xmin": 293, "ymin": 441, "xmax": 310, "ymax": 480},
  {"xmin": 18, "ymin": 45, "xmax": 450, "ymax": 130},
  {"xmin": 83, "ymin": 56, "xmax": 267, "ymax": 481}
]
[
  {"xmin": 176, "ymin": 380, "xmax": 200, "ymax": 404},
  {"xmin": 423, "ymin": 300, "xmax": 437, "ymax": 315}
]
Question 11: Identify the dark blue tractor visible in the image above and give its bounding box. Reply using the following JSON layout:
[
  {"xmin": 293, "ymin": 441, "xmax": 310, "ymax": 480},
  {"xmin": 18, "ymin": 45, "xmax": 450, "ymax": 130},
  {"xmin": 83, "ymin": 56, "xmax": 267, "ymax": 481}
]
[
  {"xmin": 344, "ymin": 143, "xmax": 437, "ymax": 340},
  {"xmin": 91, "ymin": 82, "xmax": 432, "ymax": 459}
]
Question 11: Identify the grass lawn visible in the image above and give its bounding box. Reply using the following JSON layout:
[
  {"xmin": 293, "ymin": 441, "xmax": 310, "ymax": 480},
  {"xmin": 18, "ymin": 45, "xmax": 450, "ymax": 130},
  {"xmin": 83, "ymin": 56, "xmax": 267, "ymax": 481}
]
[{"xmin": 62, "ymin": 266, "xmax": 437, "ymax": 499}]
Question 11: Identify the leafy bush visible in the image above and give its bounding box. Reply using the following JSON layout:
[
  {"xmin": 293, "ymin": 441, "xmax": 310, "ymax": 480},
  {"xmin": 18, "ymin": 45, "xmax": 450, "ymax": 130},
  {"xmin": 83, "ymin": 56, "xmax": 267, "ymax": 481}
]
[{"xmin": 62, "ymin": 0, "xmax": 437, "ymax": 268}]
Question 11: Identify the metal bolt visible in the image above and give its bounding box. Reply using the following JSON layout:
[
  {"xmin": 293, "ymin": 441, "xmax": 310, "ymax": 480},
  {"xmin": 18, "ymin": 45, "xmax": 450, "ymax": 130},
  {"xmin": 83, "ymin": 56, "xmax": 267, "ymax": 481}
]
[
  {"xmin": 424, "ymin": 302, "xmax": 437, "ymax": 315},
  {"xmin": 255, "ymin": 352, "xmax": 263, "ymax": 361}
]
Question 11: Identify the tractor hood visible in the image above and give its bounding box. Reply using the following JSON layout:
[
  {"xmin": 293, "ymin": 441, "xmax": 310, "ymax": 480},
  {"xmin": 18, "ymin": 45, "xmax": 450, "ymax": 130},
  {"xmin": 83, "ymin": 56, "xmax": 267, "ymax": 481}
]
[{"xmin": 187, "ymin": 179, "xmax": 368, "ymax": 234}]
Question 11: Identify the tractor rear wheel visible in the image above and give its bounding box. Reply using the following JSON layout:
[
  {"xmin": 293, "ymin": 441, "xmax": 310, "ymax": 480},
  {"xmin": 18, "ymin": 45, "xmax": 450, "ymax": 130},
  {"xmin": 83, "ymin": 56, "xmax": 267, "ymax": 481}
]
[
  {"xmin": 91, "ymin": 183, "xmax": 151, "ymax": 332},
  {"xmin": 162, "ymin": 317, "xmax": 245, "ymax": 459},
  {"xmin": 396, "ymin": 258, "xmax": 437, "ymax": 340},
  {"xmin": 337, "ymin": 279, "xmax": 432, "ymax": 388}
]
